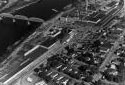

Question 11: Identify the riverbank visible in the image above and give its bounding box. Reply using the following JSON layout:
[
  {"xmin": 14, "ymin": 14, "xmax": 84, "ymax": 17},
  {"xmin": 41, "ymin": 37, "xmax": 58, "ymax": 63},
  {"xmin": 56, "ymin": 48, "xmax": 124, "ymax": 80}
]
[{"xmin": 0, "ymin": 0, "xmax": 40, "ymax": 13}]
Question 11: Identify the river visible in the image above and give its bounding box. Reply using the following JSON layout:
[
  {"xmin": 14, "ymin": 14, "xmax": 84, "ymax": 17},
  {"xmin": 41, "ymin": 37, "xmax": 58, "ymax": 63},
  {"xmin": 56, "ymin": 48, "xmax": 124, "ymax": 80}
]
[{"xmin": 0, "ymin": 0, "xmax": 72, "ymax": 59}]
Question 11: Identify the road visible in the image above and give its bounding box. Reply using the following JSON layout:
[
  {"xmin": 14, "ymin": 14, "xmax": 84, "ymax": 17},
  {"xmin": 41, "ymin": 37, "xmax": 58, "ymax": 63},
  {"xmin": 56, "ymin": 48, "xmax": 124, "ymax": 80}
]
[
  {"xmin": 0, "ymin": 0, "xmax": 124, "ymax": 84},
  {"xmin": 95, "ymin": 0, "xmax": 124, "ymax": 27},
  {"xmin": 0, "ymin": 10, "xmax": 72, "ymax": 85},
  {"xmin": 99, "ymin": 28, "xmax": 125, "ymax": 71},
  {"xmin": 0, "ymin": 45, "xmax": 48, "ymax": 83},
  {"xmin": 98, "ymin": 0, "xmax": 124, "ymax": 71}
]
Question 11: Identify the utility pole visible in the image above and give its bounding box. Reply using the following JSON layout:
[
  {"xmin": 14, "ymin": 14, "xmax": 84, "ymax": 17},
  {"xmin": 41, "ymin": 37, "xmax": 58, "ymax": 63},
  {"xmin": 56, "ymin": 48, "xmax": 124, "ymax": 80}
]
[{"xmin": 85, "ymin": 0, "xmax": 89, "ymax": 11}]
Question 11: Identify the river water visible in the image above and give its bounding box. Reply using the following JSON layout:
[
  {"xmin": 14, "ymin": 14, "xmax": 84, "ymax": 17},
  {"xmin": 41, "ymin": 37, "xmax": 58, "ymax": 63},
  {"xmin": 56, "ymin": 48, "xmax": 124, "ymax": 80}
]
[
  {"xmin": 0, "ymin": 0, "xmax": 72, "ymax": 59},
  {"xmin": 13, "ymin": 0, "xmax": 72, "ymax": 20}
]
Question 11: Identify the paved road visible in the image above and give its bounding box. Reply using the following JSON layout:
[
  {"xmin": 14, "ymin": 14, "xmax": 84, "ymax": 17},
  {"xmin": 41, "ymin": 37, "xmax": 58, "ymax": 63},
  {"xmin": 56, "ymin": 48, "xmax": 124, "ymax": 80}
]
[
  {"xmin": 99, "ymin": 28, "xmax": 125, "ymax": 71},
  {"xmin": 0, "ymin": 9, "xmax": 66, "ymax": 85},
  {"xmin": 95, "ymin": 0, "xmax": 124, "ymax": 27},
  {"xmin": 0, "ymin": 45, "xmax": 48, "ymax": 83},
  {"xmin": 1, "ymin": 0, "xmax": 124, "ymax": 84},
  {"xmin": 99, "ymin": 0, "xmax": 124, "ymax": 70}
]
